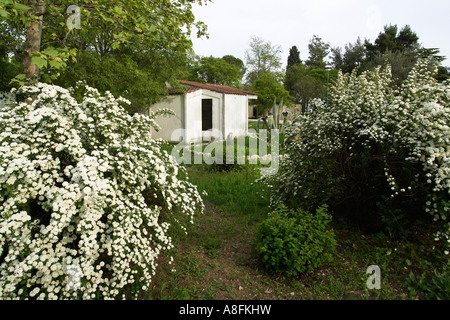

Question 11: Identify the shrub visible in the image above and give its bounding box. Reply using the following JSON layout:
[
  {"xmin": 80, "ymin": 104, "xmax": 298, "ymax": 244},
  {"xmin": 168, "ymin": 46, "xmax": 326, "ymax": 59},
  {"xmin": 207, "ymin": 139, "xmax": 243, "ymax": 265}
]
[
  {"xmin": 265, "ymin": 58, "xmax": 450, "ymax": 252},
  {"xmin": 254, "ymin": 205, "xmax": 336, "ymax": 276},
  {"xmin": 0, "ymin": 83, "xmax": 204, "ymax": 299}
]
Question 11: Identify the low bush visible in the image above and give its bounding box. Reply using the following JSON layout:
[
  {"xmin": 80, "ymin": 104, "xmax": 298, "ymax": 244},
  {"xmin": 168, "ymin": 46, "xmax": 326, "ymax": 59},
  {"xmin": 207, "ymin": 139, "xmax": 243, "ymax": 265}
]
[{"xmin": 254, "ymin": 205, "xmax": 337, "ymax": 276}]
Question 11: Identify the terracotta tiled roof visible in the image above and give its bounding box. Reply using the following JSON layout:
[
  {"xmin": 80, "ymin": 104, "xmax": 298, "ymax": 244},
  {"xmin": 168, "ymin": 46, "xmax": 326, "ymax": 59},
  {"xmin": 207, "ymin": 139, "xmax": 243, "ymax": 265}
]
[
  {"xmin": 168, "ymin": 80, "xmax": 258, "ymax": 96},
  {"xmin": 167, "ymin": 87, "xmax": 201, "ymax": 95}
]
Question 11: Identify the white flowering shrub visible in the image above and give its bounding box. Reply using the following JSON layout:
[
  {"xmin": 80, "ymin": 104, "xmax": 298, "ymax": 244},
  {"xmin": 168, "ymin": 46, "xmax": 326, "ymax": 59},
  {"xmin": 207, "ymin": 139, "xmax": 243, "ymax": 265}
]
[
  {"xmin": 267, "ymin": 59, "xmax": 450, "ymax": 252},
  {"xmin": 0, "ymin": 83, "xmax": 204, "ymax": 299}
]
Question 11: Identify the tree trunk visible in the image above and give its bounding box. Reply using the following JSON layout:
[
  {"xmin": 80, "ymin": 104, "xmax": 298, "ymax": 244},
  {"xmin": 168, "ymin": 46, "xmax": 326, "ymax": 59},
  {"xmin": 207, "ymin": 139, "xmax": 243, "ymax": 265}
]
[{"xmin": 23, "ymin": 0, "xmax": 45, "ymax": 81}]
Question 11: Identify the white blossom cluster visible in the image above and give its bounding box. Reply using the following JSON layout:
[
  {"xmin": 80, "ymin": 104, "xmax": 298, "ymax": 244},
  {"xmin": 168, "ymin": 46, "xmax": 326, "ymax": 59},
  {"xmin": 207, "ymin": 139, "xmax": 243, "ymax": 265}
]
[
  {"xmin": 266, "ymin": 59, "xmax": 450, "ymax": 252},
  {"xmin": 0, "ymin": 83, "xmax": 204, "ymax": 299}
]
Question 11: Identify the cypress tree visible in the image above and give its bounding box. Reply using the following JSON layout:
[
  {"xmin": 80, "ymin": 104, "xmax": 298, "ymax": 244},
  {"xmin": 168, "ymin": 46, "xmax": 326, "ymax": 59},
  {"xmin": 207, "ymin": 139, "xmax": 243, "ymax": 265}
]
[{"xmin": 287, "ymin": 46, "xmax": 302, "ymax": 70}]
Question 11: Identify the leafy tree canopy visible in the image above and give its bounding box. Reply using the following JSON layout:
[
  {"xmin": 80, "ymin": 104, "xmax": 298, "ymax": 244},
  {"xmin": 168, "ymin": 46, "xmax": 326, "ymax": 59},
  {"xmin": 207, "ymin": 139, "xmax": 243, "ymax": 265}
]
[
  {"xmin": 328, "ymin": 24, "xmax": 447, "ymax": 83},
  {"xmin": 0, "ymin": 0, "xmax": 210, "ymax": 112},
  {"xmin": 285, "ymin": 63, "xmax": 337, "ymax": 110},
  {"xmin": 245, "ymin": 36, "xmax": 283, "ymax": 86},
  {"xmin": 331, "ymin": 37, "xmax": 366, "ymax": 75},
  {"xmin": 251, "ymin": 72, "xmax": 291, "ymax": 114},
  {"xmin": 305, "ymin": 35, "xmax": 330, "ymax": 70},
  {"xmin": 188, "ymin": 55, "xmax": 245, "ymax": 87},
  {"xmin": 364, "ymin": 24, "xmax": 419, "ymax": 60}
]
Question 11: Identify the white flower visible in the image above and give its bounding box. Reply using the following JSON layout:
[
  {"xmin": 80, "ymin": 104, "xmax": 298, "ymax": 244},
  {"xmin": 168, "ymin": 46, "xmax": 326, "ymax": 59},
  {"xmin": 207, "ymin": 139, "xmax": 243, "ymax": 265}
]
[
  {"xmin": 0, "ymin": 82, "xmax": 204, "ymax": 300},
  {"xmin": 29, "ymin": 287, "xmax": 40, "ymax": 297}
]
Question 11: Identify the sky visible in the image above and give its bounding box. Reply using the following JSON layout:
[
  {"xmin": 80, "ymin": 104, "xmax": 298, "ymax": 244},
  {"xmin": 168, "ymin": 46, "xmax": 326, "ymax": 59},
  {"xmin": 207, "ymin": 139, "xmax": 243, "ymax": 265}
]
[{"xmin": 190, "ymin": 0, "xmax": 450, "ymax": 68}]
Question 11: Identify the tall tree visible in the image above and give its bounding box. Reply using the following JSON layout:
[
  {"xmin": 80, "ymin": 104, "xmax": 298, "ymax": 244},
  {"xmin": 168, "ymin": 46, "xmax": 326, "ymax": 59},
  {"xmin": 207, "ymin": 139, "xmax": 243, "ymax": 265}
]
[
  {"xmin": 57, "ymin": 44, "xmax": 191, "ymax": 114},
  {"xmin": 363, "ymin": 24, "xmax": 446, "ymax": 84},
  {"xmin": 364, "ymin": 24, "xmax": 419, "ymax": 61},
  {"xmin": 244, "ymin": 36, "xmax": 283, "ymax": 86},
  {"xmin": 396, "ymin": 25, "xmax": 420, "ymax": 50},
  {"xmin": 22, "ymin": 0, "xmax": 45, "ymax": 81},
  {"xmin": 285, "ymin": 63, "xmax": 337, "ymax": 111},
  {"xmin": 305, "ymin": 35, "xmax": 330, "ymax": 69},
  {"xmin": 287, "ymin": 46, "xmax": 301, "ymax": 70},
  {"xmin": 331, "ymin": 37, "xmax": 366, "ymax": 74},
  {"xmin": 285, "ymin": 45, "xmax": 302, "ymax": 95},
  {"xmin": 1, "ymin": 0, "xmax": 210, "ymax": 112}
]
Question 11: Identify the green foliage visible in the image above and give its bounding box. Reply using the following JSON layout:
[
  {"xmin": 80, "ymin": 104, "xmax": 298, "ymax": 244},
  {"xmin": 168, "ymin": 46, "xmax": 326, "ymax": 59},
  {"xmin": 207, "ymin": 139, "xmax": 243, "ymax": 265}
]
[
  {"xmin": 222, "ymin": 55, "xmax": 246, "ymax": 76},
  {"xmin": 0, "ymin": 46, "xmax": 21, "ymax": 91},
  {"xmin": 436, "ymin": 66, "xmax": 450, "ymax": 83},
  {"xmin": 257, "ymin": 98, "xmax": 287, "ymax": 133},
  {"xmin": 255, "ymin": 205, "xmax": 337, "ymax": 276},
  {"xmin": 406, "ymin": 268, "xmax": 450, "ymax": 300},
  {"xmin": 331, "ymin": 24, "xmax": 447, "ymax": 84},
  {"xmin": 286, "ymin": 46, "xmax": 301, "ymax": 70},
  {"xmin": 364, "ymin": 25, "xmax": 419, "ymax": 61},
  {"xmin": 377, "ymin": 196, "xmax": 407, "ymax": 239},
  {"xmin": 331, "ymin": 37, "xmax": 366, "ymax": 75},
  {"xmin": 56, "ymin": 48, "xmax": 187, "ymax": 114},
  {"xmin": 251, "ymin": 72, "xmax": 291, "ymax": 114},
  {"xmin": 188, "ymin": 55, "xmax": 244, "ymax": 87},
  {"xmin": 245, "ymin": 36, "xmax": 283, "ymax": 87},
  {"xmin": 305, "ymin": 35, "xmax": 330, "ymax": 70},
  {"xmin": 1, "ymin": 0, "xmax": 210, "ymax": 111},
  {"xmin": 285, "ymin": 63, "xmax": 338, "ymax": 109},
  {"xmin": 267, "ymin": 58, "xmax": 450, "ymax": 256},
  {"xmin": 363, "ymin": 50, "xmax": 418, "ymax": 85}
]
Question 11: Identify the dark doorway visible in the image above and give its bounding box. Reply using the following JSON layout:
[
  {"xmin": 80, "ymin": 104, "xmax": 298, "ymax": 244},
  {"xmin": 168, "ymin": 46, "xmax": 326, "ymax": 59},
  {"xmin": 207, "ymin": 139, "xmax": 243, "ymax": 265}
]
[{"xmin": 202, "ymin": 99, "xmax": 213, "ymax": 131}]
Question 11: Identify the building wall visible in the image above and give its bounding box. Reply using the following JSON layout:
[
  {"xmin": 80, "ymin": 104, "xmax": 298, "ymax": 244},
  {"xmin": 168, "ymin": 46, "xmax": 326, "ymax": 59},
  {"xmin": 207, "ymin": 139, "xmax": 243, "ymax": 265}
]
[
  {"xmin": 149, "ymin": 95, "xmax": 184, "ymax": 142},
  {"xmin": 223, "ymin": 94, "xmax": 248, "ymax": 139},
  {"xmin": 184, "ymin": 89, "xmax": 203, "ymax": 143},
  {"xmin": 149, "ymin": 89, "xmax": 251, "ymax": 144}
]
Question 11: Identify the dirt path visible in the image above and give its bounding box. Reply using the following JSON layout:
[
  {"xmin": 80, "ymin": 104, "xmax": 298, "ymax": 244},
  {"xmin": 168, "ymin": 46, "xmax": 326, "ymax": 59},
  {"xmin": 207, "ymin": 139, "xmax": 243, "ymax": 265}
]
[{"xmin": 152, "ymin": 200, "xmax": 308, "ymax": 300}]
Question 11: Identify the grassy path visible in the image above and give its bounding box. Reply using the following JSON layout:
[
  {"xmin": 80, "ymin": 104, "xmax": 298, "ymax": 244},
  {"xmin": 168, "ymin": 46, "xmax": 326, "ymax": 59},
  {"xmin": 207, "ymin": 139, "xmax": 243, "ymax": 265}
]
[{"xmin": 149, "ymin": 165, "xmax": 443, "ymax": 300}]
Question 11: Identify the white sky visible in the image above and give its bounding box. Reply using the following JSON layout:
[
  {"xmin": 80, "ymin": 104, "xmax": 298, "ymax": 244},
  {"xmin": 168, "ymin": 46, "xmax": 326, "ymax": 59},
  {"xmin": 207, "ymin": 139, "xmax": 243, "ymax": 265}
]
[{"xmin": 191, "ymin": 0, "xmax": 450, "ymax": 68}]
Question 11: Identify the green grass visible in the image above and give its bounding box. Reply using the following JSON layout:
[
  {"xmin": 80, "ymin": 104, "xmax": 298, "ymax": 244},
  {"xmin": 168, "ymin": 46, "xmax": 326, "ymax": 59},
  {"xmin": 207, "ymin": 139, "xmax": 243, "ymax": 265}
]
[
  {"xmin": 188, "ymin": 165, "xmax": 270, "ymax": 219},
  {"xmin": 248, "ymin": 119, "xmax": 259, "ymax": 131}
]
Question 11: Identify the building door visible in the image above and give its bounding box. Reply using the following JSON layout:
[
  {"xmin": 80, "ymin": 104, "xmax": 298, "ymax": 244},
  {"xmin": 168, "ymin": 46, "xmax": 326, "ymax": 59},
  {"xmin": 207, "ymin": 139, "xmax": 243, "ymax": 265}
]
[{"xmin": 202, "ymin": 99, "xmax": 213, "ymax": 131}]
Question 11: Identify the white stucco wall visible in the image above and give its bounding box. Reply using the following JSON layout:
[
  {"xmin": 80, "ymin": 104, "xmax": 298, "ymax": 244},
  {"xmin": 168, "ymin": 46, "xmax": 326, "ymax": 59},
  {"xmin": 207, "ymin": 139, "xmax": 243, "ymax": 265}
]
[
  {"xmin": 149, "ymin": 95, "xmax": 184, "ymax": 142},
  {"xmin": 223, "ymin": 94, "xmax": 249, "ymax": 139},
  {"xmin": 184, "ymin": 90, "xmax": 202, "ymax": 143}
]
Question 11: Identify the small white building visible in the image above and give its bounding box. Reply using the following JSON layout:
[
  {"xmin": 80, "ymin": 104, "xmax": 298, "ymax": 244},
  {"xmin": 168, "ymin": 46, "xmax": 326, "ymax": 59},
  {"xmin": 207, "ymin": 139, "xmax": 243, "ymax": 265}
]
[{"xmin": 149, "ymin": 80, "xmax": 258, "ymax": 144}]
